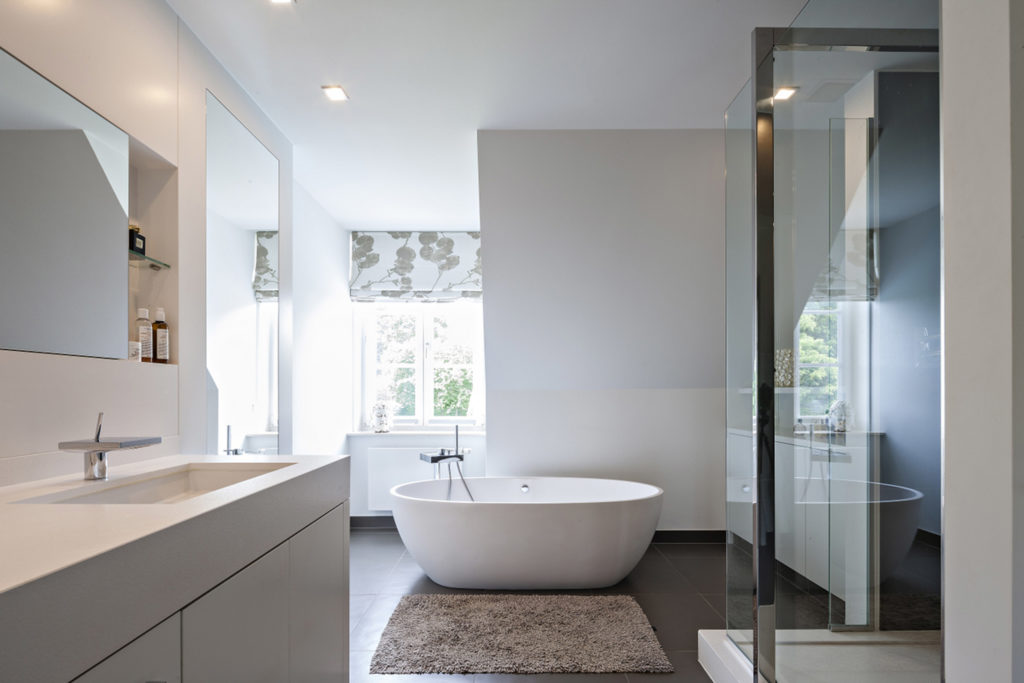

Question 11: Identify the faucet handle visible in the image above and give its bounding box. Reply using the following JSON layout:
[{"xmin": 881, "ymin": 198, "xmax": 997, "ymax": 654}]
[{"xmin": 94, "ymin": 411, "xmax": 104, "ymax": 442}]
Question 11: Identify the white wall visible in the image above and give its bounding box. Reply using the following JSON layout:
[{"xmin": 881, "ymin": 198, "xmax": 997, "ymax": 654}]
[
  {"xmin": 478, "ymin": 130, "xmax": 725, "ymax": 530},
  {"xmin": 942, "ymin": 0, "xmax": 1024, "ymax": 679},
  {"xmin": 176, "ymin": 18, "xmax": 294, "ymax": 456},
  {"xmin": 291, "ymin": 184, "xmax": 353, "ymax": 456},
  {"xmin": 0, "ymin": 1, "xmax": 181, "ymax": 484},
  {"xmin": 347, "ymin": 432, "xmax": 486, "ymax": 517},
  {"xmin": 0, "ymin": 0, "xmax": 294, "ymax": 484}
]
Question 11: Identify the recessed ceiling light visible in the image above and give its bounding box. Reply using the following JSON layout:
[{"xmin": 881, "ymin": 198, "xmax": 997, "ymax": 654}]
[
  {"xmin": 270, "ymin": 0, "xmax": 295, "ymax": 4},
  {"xmin": 774, "ymin": 87, "xmax": 798, "ymax": 101},
  {"xmin": 322, "ymin": 85, "xmax": 348, "ymax": 102}
]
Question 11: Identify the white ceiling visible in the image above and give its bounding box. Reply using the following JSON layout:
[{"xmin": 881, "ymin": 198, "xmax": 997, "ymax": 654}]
[{"xmin": 167, "ymin": 0, "xmax": 808, "ymax": 229}]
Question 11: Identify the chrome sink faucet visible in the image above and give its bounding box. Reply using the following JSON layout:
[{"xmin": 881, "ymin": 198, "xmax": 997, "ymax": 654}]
[{"xmin": 58, "ymin": 412, "xmax": 162, "ymax": 480}]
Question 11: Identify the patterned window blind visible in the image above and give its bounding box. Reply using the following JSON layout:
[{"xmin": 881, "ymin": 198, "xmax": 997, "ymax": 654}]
[
  {"xmin": 252, "ymin": 230, "xmax": 279, "ymax": 302},
  {"xmin": 349, "ymin": 231, "xmax": 482, "ymax": 302}
]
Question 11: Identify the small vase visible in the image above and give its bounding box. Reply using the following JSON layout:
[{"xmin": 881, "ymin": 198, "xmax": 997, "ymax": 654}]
[{"xmin": 371, "ymin": 401, "xmax": 392, "ymax": 433}]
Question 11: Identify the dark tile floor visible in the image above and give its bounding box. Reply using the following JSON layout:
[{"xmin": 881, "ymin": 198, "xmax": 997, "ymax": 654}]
[
  {"xmin": 879, "ymin": 535, "xmax": 941, "ymax": 631},
  {"xmin": 724, "ymin": 533, "xmax": 942, "ymax": 633},
  {"xmin": 349, "ymin": 529, "xmax": 722, "ymax": 682}
]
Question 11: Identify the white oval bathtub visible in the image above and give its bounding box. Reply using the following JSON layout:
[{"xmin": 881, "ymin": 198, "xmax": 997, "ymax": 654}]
[
  {"xmin": 391, "ymin": 476, "xmax": 663, "ymax": 590},
  {"xmin": 796, "ymin": 477, "xmax": 923, "ymax": 582}
]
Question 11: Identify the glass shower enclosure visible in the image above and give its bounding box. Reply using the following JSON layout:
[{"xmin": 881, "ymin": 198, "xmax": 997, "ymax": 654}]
[{"xmin": 725, "ymin": 27, "xmax": 941, "ymax": 683}]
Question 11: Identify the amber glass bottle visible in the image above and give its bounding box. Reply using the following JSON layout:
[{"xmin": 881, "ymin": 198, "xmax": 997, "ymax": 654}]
[{"xmin": 152, "ymin": 307, "xmax": 169, "ymax": 364}]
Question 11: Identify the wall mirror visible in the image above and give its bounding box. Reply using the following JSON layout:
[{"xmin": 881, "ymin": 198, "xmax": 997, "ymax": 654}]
[
  {"xmin": 0, "ymin": 47, "xmax": 129, "ymax": 358},
  {"xmin": 205, "ymin": 92, "xmax": 280, "ymax": 455}
]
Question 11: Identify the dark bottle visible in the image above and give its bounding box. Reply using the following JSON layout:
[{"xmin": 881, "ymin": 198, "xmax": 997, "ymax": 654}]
[{"xmin": 152, "ymin": 307, "xmax": 169, "ymax": 364}]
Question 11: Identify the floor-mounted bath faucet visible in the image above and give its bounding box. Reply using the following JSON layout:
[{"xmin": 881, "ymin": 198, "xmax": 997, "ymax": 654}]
[
  {"xmin": 58, "ymin": 412, "xmax": 162, "ymax": 480},
  {"xmin": 419, "ymin": 425, "xmax": 474, "ymax": 501}
]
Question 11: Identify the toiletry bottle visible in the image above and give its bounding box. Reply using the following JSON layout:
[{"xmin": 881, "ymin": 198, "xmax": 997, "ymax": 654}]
[
  {"xmin": 128, "ymin": 319, "xmax": 142, "ymax": 362},
  {"xmin": 136, "ymin": 308, "xmax": 152, "ymax": 362},
  {"xmin": 152, "ymin": 307, "xmax": 169, "ymax": 364}
]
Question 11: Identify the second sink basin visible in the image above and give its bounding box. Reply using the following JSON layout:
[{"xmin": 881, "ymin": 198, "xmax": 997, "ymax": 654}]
[{"xmin": 17, "ymin": 462, "xmax": 295, "ymax": 505}]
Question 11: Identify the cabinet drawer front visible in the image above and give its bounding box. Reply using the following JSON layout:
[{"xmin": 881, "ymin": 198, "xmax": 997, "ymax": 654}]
[
  {"xmin": 73, "ymin": 613, "xmax": 180, "ymax": 683},
  {"xmin": 182, "ymin": 544, "xmax": 290, "ymax": 683}
]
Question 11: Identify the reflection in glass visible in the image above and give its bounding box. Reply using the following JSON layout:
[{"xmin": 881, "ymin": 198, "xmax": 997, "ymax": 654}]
[
  {"xmin": 0, "ymin": 47, "xmax": 129, "ymax": 358},
  {"xmin": 724, "ymin": 78, "xmax": 756, "ymax": 663},
  {"xmin": 205, "ymin": 92, "xmax": 280, "ymax": 455}
]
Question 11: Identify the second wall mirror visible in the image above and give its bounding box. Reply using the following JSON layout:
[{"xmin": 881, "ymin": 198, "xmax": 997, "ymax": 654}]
[{"xmin": 205, "ymin": 92, "xmax": 280, "ymax": 455}]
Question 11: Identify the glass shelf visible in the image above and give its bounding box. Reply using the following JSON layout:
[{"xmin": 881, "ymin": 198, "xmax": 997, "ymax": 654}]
[{"xmin": 129, "ymin": 251, "xmax": 171, "ymax": 271}]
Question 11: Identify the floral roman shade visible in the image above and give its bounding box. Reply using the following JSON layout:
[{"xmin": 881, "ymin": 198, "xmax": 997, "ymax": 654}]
[
  {"xmin": 253, "ymin": 230, "xmax": 279, "ymax": 302},
  {"xmin": 349, "ymin": 231, "xmax": 482, "ymax": 302}
]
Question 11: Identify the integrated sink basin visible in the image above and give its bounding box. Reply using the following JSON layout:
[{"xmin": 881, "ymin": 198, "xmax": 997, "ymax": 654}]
[{"xmin": 16, "ymin": 462, "xmax": 295, "ymax": 505}]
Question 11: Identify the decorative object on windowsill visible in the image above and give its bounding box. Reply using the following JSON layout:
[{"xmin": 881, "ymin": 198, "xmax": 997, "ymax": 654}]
[
  {"xmin": 774, "ymin": 348, "xmax": 794, "ymax": 387},
  {"xmin": 371, "ymin": 400, "xmax": 393, "ymax": 433},
  {"xmin": 129, "ymin": 223, "xmax": 145, "ymax": 256},
  {"xmin": 829, "ymin": 399, "xmax": 850, "ymax": 432}
]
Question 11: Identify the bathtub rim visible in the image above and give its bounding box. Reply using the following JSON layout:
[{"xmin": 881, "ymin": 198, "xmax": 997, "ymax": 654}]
[
  {"xmin": 793, "ymin": 477, "xmax": 924, "ymax": 505},
  {"xmin": 390, "ymin": 475, "xmax": 664, "ymax": 505}
]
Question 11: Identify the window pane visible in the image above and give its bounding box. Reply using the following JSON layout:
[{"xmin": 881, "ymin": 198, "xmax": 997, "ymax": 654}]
[
  {"xmin": 376, "ymin": 313, "xmax": 417, "ymax": 364},
  {"xmin": 433, "ymin": 366, "xmax": 473, "ymax": 417},
  {"xmin": 432, "ymin": 313, "xmax": 474, "ymax": 365},
  {"xmin": 798, "ymin": 311, "xmax": 838, "ymax": 364},
  {"xmin": 378, "ymin": 365, "xmax": 417, "ymax": 416},
  {"xmin": 798, "ymin": 366, "xmax": 838, "ymax": 416}
]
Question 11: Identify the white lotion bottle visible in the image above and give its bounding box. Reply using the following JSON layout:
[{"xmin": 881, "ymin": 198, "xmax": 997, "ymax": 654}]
[{"xmin": 136, "ymin": 307, "xmax": 152, "ymax": 363}]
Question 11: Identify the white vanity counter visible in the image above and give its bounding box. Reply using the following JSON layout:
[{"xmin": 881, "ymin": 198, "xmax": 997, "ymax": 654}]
[{"xmin": 0, "ymin": 454, "xmax": 350, "ymax": 682}]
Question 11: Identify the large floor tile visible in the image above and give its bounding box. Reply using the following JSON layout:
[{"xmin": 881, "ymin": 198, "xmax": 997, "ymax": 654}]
[
  {"xmin": 664, "ymin": 556, "xmax": 727, "ymax": 594},
  {"xmin": 591, "ymin": 547, "xmax": 698, "ymax": 595},
  {"xmin": 633, "ymin": 593, "xmax": 725, "ymax": 650},
  {"xmin": 350, "ymin": 593, "xmax": 376, "ymax": 632},
  {"xmin": 350, "ymin": 649, "xmax": 476, "ymax": 682},
  {"xmin": 350, "ymin": 594, "xmax": 404, "ymax": 651},
  {"xmin": 349, "ymin": 531, "xmax": 728, "ymax": 682},
  {"xmin": 625, "ymin": 650, "xmax": 711, "ymax": 682}
]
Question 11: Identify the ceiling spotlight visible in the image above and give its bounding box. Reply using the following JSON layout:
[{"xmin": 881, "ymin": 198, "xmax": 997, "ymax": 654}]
[
  {"xmin": 270, "ymin": 0, "xmax": 295, "ymax": 4},
  {"xmin": 774, "ymin": 87, "xmax": 798, "ymax": 101},
  {"xmin": 322, "ymin": 85, "xmax": 348, "ymax": 102}
]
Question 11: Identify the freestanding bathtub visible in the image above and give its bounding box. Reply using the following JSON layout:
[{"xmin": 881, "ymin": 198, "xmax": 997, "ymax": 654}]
[{"xmin": 391, "ymin": 476, "xmax": 663, "ymax": 589}]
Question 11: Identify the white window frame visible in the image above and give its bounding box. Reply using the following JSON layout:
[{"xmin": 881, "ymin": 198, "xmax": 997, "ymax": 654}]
[{"xmin": 357, "ymin": 301, "xmax": 483, "ymax": 430}]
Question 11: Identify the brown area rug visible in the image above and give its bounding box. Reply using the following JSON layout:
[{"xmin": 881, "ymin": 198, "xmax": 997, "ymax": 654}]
[{"xmin": 369, "ymin": 594, "xmax": 673, "ymax": 674}]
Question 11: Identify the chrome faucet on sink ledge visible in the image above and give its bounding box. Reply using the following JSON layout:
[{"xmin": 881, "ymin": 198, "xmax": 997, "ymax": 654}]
[{"xmin": 58, "ymin": 412, "xmax": 162, "ymax": 481}]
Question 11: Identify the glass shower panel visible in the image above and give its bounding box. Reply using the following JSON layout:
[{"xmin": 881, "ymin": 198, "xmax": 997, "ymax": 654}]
[
  {"xmin": 770, "ymin": 44, "xmax": 941, "ymax": 682},
  {"xmin": 724, "ymin": 79, "xmax": 755, "ymax": 663}
]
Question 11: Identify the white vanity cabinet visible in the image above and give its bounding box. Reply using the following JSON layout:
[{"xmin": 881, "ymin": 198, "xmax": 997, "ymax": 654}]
[
  {"xmin": 72, "ymin": 614, "xmax": 181, "ymax": 683},
  {"xmin": 69, "ymin": 502, "xmax": 349, "ymax": 683},
  {"xmin": 182, "ymin": 501, "xmax": 349, "ymax": 682},
  {"xmin": 0, "ymin": 454, "xmax": 350, "ymax": 683}
]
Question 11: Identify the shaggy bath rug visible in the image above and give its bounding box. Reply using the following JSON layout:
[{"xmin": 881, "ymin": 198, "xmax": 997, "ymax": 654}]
[{"xmin": 369, "ymin": 594, "xmax": 674, "ymax": 674}]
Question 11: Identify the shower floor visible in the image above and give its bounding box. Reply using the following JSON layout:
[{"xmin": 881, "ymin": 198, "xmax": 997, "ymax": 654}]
[
  {"xmin": 349, "ymin": 528, "xmax": 724, "ymax": 682},
  {"xmin": 721, "ymin": 629, "xmax": 941, "ymax": 683}
]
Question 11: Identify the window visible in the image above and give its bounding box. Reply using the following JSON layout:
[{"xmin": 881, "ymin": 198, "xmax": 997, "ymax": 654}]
[
  {"xmin": 795, "ymin": 303, "xmax": 839, "ymax": 419},
  {"xmin": 359, "ymin": 302, "xmax": 484, "ymax": 428}
]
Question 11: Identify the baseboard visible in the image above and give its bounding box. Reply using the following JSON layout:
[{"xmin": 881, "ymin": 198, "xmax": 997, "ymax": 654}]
[
  {"xmin": 351, "ymin": 515, "xmax": 396, "ymax": 529},
  {"xmin": 653, "ymin": 530, "xmax": 726, "ymax": 543},
  {"xmin": 351, "ymin": 520, "xmax": 725, "ymax": 540}
]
